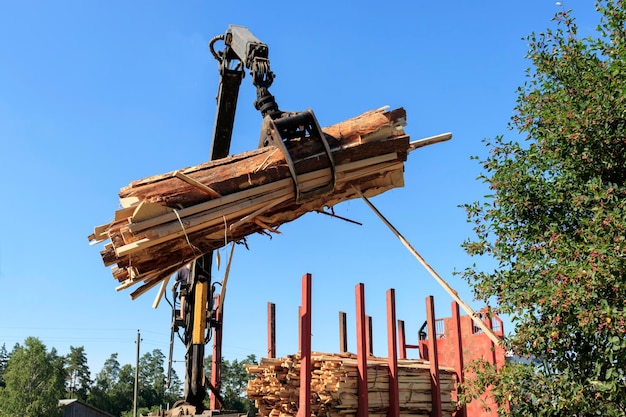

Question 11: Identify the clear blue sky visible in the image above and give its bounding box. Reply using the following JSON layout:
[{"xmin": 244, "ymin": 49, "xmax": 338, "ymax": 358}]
[{"xmin": 0, "ymin": 1, "xmax": 599, "ymax": 380}]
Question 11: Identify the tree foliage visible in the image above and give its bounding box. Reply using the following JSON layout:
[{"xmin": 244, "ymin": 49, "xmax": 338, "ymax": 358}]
[
  {"xmin": 87, "ymin": 349, "xmax": 181, "ymax": 416},
  {"xmin": 0, "ymin": 344, "xmax": 8, "ymax": 389},
  {"xmin": 460, "ymin": 1, "xmax": 626, "ymax": 415},
  {"xmin": 137, "ymin": 349, "xmax": 182, "ymax": 412},
  {"xmin": 0, "ymin": 337, "xmax": 183, "ymax": 416},
  {"xmin": 205, "ymin": 354, "xmax": 258, "ymax": 415},
  {"xmin": 0, "ymin": 337, "xmax": 66, "ymax": 417},
  {"xmin": 87, "ymin": 353, "xmax": 135, "ymax": 415},
  {"xmin": 66, "ymin": 345, "xmax": 91, "ymax": 401},
  {"xmin": 87, "ymin": 353, "xmax": 124, "ymax": 414}
]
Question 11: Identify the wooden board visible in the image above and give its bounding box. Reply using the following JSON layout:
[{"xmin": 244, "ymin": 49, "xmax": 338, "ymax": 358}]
[
  {"xmin": 245, "ymin": 353, "xmax": 459, "ymax": 417},
  {"xmin": 89, "ymin": 107, "xmax": 419, "ymax": 297}
]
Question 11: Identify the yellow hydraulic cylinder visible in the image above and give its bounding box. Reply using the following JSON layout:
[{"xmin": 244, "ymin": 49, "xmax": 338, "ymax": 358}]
[{"xmin": 192, "ymin": 281, "xmax": 209, "ymax": 344}]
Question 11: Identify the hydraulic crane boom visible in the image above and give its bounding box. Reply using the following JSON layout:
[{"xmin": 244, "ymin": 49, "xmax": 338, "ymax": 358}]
[
  {"xmin": 168, "ymin": 25, "xmax": 336, "ymax": 414},
  {"xmin": 209, "ymin": 25, "xmax": 281, "ymax": 159}
]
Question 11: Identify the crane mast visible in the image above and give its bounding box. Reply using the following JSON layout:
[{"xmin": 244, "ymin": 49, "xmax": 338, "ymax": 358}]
[{"xmin": 167, "ymin": 25, "xmax": 334, "ymax": 414}]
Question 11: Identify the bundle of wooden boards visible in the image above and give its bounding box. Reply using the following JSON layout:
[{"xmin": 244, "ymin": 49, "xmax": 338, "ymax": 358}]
[
  {"xmin": 89, "ymin": 107, "xmax": 414, "ymax": 299},
  {"xmin": 245, "ymin": 353, "xmax": 458, "ymax": 417}
]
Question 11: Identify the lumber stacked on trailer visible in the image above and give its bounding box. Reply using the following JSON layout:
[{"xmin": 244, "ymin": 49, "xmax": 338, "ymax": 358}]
[
  {"xmin": 89, "ymin": 107, "xmax": 411, "ymax": 299},
  {"xmin": 245, "ymin": 353, "xmax": 459, "ymax": 417}
]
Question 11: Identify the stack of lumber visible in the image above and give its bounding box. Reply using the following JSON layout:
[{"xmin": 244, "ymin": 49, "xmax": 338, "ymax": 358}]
[
  {"xmin": 245, "ymin": 353, "xmax": 458, "ymax": 417},
  {"xmin": 89, "ymin": 107, "xmax": 412, "ymax": 299}
]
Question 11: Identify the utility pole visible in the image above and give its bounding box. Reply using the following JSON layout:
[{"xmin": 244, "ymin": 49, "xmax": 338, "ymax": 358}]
[{"xmin": 134, "ymin": 330, "xmax": 141, "ymax": 417}]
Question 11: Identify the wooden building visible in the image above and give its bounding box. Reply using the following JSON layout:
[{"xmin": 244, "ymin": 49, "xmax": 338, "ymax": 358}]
[{"xmin": 58, "ymin": 399, "xmax": 115, "ymax": 417}]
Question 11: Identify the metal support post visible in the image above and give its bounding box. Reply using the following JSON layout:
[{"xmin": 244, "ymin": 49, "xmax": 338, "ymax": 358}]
[
  {"xmin": 485, "ymin": 306, "xmax": 497, "ymax": 367},
  {"xmin": 355, "ymin": 283, "xmax": 369, "ymax": 417},
  {"xmin": 451, "ymin": 302, "xmax": 466, "ymax": 417},
  {"xmin": 339, "ymin": 311, "xmax": 348, "ymax": 354},
  {"xmin": 397, "ymin": 320, "xmax": 407, "ymax": 360},
  {"xmin": 268, "ymin": 302, "xmax": 276, "ymax": 358},
  {"xmin": 296, "ymin": 274, "xmax": 312, "ymax": 417},
  {"xmin": 426, "ymin": 296, "xmax": 442, "ymax": 417},
  {"xmin": 386, "ymin": 290, "xmax": 400, "ymax": 417},
  {"xmin": 366, "ymin": 315, "xmax": 373, "ymax": 356},
  {"xmin": 133, "ymin": 330, "xmax": 140, "ymax": 417}
]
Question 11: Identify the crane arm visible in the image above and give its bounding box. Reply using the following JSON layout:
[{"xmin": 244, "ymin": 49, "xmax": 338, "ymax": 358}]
[
  {"xmin": 177, "ymin": 25, "xmax": 336, "ymax": 413},
  {"xmin": 209, "ymin": 25, "xmax": 281, "ymax": 160}
]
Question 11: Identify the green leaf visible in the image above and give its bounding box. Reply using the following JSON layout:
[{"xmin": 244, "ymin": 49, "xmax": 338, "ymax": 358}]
[{"xmin": 460, "ymin": 2, "xmax": 626, "ymax": 415}]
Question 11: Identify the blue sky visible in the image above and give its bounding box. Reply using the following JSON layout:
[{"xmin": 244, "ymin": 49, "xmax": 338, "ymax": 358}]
[{"xmin": 0, "ymin": 1, "xmax": 600, "ymax": 380}]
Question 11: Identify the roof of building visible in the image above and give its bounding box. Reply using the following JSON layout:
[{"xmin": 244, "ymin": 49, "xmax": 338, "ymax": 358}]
[{"xmin": 58, "ymin": 399, "xmax": 116, "ymax": 417}]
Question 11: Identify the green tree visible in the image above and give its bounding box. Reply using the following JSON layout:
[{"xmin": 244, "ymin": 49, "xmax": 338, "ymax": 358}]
[
  {"xmin": 89, "ymin": 350, "xmax": 182, "ymax": 416},
  {"xmin": 205, "ymin": 354, "xmax": 258, "ymax": 415},
  {"xmin": 0, "ymin": 337, "xmax": 66, "ymax": 417},
  {"xmin": 138, "ymin": 349, "xmax": 166, "ymax": 407},
  {"xmin": 65, "ymin": 345, "xmax": 91, "ymax": 400},
  {"xmin": 136, "ymin": 348, "xmax": 182, "ymax": 412},
  {"xmin": 165, "ymin": 361, "xmax": 183, "ymax": 406},
  {"xmin": 87, "ymin": 353, "xmax": 133, "ymax": 416},
  {"xmin": 0, "ymin": 344, "xmax": 8, "ymax": 389},
  {"xmin": 461, "ymin": 1, "xmax": 626, "ymax": 415},
  {"xmin": 113, "ymin": 364, "xmax": 135, "ymax": 414},
  {"xmin": 87, "ymin": 353, "xmax": 119, "ymax": 412}
]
